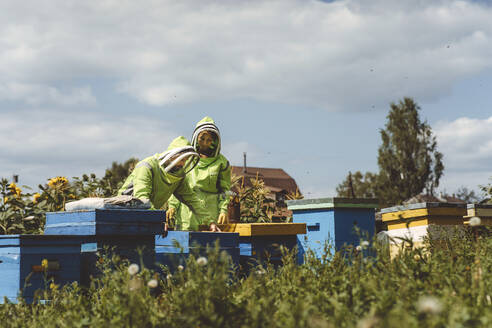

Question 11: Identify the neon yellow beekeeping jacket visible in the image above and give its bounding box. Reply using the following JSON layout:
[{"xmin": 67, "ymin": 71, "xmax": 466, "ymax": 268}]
[
  {"xmin": 168, "ymin": 117, "xmax": 231, "ymax": 231},
  {"xmin": 117, "ymin": 136, "xmax": 210, "ymax": 222}
]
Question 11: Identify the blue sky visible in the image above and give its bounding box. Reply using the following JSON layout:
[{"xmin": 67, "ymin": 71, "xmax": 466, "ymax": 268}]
[{"xmin": 0, "ymin": 0, "xmax": 491, "ymax": 199}]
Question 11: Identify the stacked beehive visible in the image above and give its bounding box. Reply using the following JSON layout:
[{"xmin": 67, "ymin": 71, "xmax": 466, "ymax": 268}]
[
  {"xmin": 381, "ymin": 202, "xmax": 466, "ymax": 255},
  {"xmin": 287, "ymin": 197, "xmax": 378, "ymax": 260}
]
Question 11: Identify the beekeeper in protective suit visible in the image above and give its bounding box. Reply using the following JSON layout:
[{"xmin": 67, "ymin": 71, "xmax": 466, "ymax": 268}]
[
  {"xmin": 118, "ymin": 136, "xmax": 220, "ymax": 232},
  {"xmin": 167, "ymin": 117, "xmax": 231, "ymax": 231}
]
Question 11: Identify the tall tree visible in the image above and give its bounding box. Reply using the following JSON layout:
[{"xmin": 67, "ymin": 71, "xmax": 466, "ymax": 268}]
[{"xmin": 377, "ymin": 97, "xmax": 444, "ymax": 205}]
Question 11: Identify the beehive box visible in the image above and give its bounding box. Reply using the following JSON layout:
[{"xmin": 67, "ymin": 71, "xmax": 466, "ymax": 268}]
[
  {"xmin": 465, "ymin": 204, "xmax": 492, "ymax": 226},
  {"xmin": 80, "ymin": 236, "xmax": 156, "ymax": 285},
  {"xmin": 287, "ymin": 198, "xmax": 377, "ymax": 259},
  {"xmin": 0, "ymin": 235, "xmax": 83, "ymax": 304},
  {"xmin": 45, "ymin": 209, "xmax": 165, "ymax": 235},
  {"xmin": 45, "ymin": 210, "xmax": 161, "ymax": 285},
  {"xmin": 381, "ymin": 202, "xmax": 466, "ymax": 255},
  {"xmin": 155, "ymin": 231, "xmax": 240, "ymax": 271},
  {"xmin": 205, "ymin": 223, "xmax": 306, "ymax": 267}
]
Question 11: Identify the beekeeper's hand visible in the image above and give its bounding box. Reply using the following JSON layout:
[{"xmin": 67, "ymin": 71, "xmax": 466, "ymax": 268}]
[
  {"xmin": 217, "ymin": 212, "xmax": 228, "ymax": 224},
  {"xmin": 209, "ymin": 222, "xmax": 221, "ymax": 232}
]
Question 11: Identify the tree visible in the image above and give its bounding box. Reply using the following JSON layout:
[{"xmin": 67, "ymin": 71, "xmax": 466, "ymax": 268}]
[
  {"xmin": 336, "ymin": 97, "xmax": 444, "ymax": 207},
  {"xmin": 103, "ymin": 158, "xmax": 139, "ymax": 191},
  {"xmin": 377, "ymin": 98, "xmax": 444, "ymax": 205},
  {"xmin": 336, "ymin": 171, "xmax": 378, "ymax": 198},
  {"xmin": 453, "ymin": 186, "xmax": 480, "ymax": 203}
]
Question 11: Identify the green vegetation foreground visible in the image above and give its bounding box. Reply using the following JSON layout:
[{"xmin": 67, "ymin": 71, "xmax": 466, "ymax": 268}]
[{"xmin": 1, "ymin": 228, "xmax": 491, "ymax": 328}]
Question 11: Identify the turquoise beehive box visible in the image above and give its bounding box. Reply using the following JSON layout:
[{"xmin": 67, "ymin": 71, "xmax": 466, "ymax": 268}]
[{"xmin": 287, "ymin": 198, "xmax": 378, "ymax": 259}]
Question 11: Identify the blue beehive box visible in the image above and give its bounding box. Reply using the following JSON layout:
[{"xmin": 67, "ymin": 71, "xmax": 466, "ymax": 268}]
[
  {"xmin": 45, "ymin": 209, "xmax": 165, "ymax": 235},
  {"xmin": 287, "ymin": 198, "xmax": 378, "ymax": 259},
  {"xmin": 80, "ymin": 235, "xmax": 156, "ymax": 285},
  {"xmin": 209, "ymin": 223, "xmax": 306, "ymax": 268},
  {"xmin": 0, "ymin": 235, "xmax": 83, "ymax": 303},
  {"xmin": 155, "ymin": 231, "xmax": 240, "ymax": 271},
  {"xmin": 239, "ymin": 234, "xmax": 299, "ymax": 267},
  {"xmin": 45, "ymin": 210, "xmax": 162, "ymax": 285}
]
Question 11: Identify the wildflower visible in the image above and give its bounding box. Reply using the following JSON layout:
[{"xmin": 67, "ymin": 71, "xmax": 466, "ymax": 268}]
[
  {"xmin": 147, "ymin": 279, "xmax": 158, "ymax": 288},
  {"xmin": 256, "ymin": 269, "xmax": 265, "ymax": 275},
  {"xmin": 41, "ymin": 259, "xmax": 49, "ymax": 270},
  {"xmin": 33, "ymin": 193, "xmax": 41, "ymax": 203},
  {"xmin": 196, "ymin": 257, "xmax": 208, "ymax": 266},
  {"xmin": 469, "ymin": 217, "xmax": 481, "ymax": 227},
  {"xmin": 417, "ymin": 296, "xmax": 443, "ymax": 315},
  {"xmin": 128, "ymin": 263, "xmax": 139, "ymax": 275},
  {"xmin": 166, "ymin": 274, "xmax": 172, "ymax": 281},
  {"xmin": 49, "ymin": 283, "xmax": 58, "ymax": 291},
  {"xmin": 9, "ymin": 183, "xmax": 21, "ymax": 197},
  {"xmin": 47, "ymin": 176, "xmax": 69, "ymax": 189},
  {"xmin": 177, "ymin": 265, "xmax": 184, "ymax": 271},
  {"xmin": 355, "ymin": 245, "xmax": 362, "ymax": 252},
  {"xmin": 3, "ymin": 197, "xmax": 8, "ymax": 203},
  {"xmin": 361, "ymin": 240, "xmax": 370, "ymax": 248}
]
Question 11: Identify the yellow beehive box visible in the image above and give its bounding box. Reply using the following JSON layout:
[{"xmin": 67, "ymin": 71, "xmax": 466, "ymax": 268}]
[
  {"xmin": 200, "ymin": 223, "xmax": 306, "ymax": 237},
  {"xmin": 464, "ymin": 204, "xmax": 492, "ymax": 226},
  {"xmin": 381, "ymin": 202, "xmax": 466, "ymax": 255}
]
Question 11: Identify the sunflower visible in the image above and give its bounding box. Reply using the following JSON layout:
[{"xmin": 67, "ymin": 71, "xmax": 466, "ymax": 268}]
[{"xmin": 47, "ymin": 176, "xmax": 69, "ymax": 189}]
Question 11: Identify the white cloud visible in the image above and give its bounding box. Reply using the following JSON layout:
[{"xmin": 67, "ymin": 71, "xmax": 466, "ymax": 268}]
[
  {"xmin": 0, "ymin": 110, "xmax": 178, "ymax": 187},
  {"xmin": 0, "ymin": 0, "xmax": 491, "ymax": 110},
  {"xmin": 435, "ymin": 116, "xmax": 492, "ymax": 191},
  {"xmin": 0, "ymin": 83, "xmax": 96, "ymax": 106}
]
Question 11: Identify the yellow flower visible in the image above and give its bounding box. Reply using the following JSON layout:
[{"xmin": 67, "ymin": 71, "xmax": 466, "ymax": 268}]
[
  {"xmin": 68, "ymin": 194, "xmax": 76, "ymax": 199},
  {"xmin": 47, "ymin": 176, "xmax": 69, "ymax": 189},
  {"xmin": 8, "ymin": 183, "xmax": 21, "ymax": 197},
  {"xmin": 50, "ymin": 282, "xmax": 58, "ymax": 290},
  {"xmin": 33, "ymin": 193, "xmax": 41, "ymax": 203},
  {"xmin": 3, "ymin": 197, "xmax": 8, "ymax": 203},
  {"xmin": 41, "ymin": 259, "xmax": 49, "ymax": 269}
]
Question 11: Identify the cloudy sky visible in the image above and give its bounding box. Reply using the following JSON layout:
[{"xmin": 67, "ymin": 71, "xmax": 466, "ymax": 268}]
[{"xmin": 1, "ymin": 0, "xmax": 491, "ymax": 199}]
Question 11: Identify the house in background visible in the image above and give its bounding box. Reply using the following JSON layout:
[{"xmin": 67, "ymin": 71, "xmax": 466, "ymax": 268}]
[
  {"xmin": 227, "ymin": 155, "xmax": 301, "ymax": 221},
  {"xmin": 231, "ymin": 166, "xmax": 301, "ymax": 204}
]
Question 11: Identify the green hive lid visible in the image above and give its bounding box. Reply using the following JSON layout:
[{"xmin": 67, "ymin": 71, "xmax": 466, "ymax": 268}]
[
  {"xmin": 467, "ymin": 203, "xmax": 492, "ymax": 209},
  {"xmin": 381, "ymin": 202, "xmax": 466, "ymax": 214},
  {"xmin": 286, "ymin": 197, "xmax": 378, "ymax": 210}
]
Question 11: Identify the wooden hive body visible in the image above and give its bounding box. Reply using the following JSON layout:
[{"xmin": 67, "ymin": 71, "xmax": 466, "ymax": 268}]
[
  {"xmin": 381, "ymin": 202, "xmax": 466, "ymax": 255},
  {"xmin": 45, "ymin": 210, "xmax": 162, "ymax": 285},
  {"xmin": 287, "ymin": 198, "xmax": 377, "ymax": 260},
  {"xmin": 45, "ymin": 209, "xmax": 165, "ymax": 235},
  {"xmin": 0, "ymin": 235, "xmax": 83, "ymax": 303},
  {"xmin": 465, "ymin": 204, "xmax": 492, "ymax": 226},
  {"xmin": 201, "ymin": 223, "xmax": 306, "ymax": 267},
  {"xmin": 155, "ymin": 231, "xmax": 240, "ymax": 271}
]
